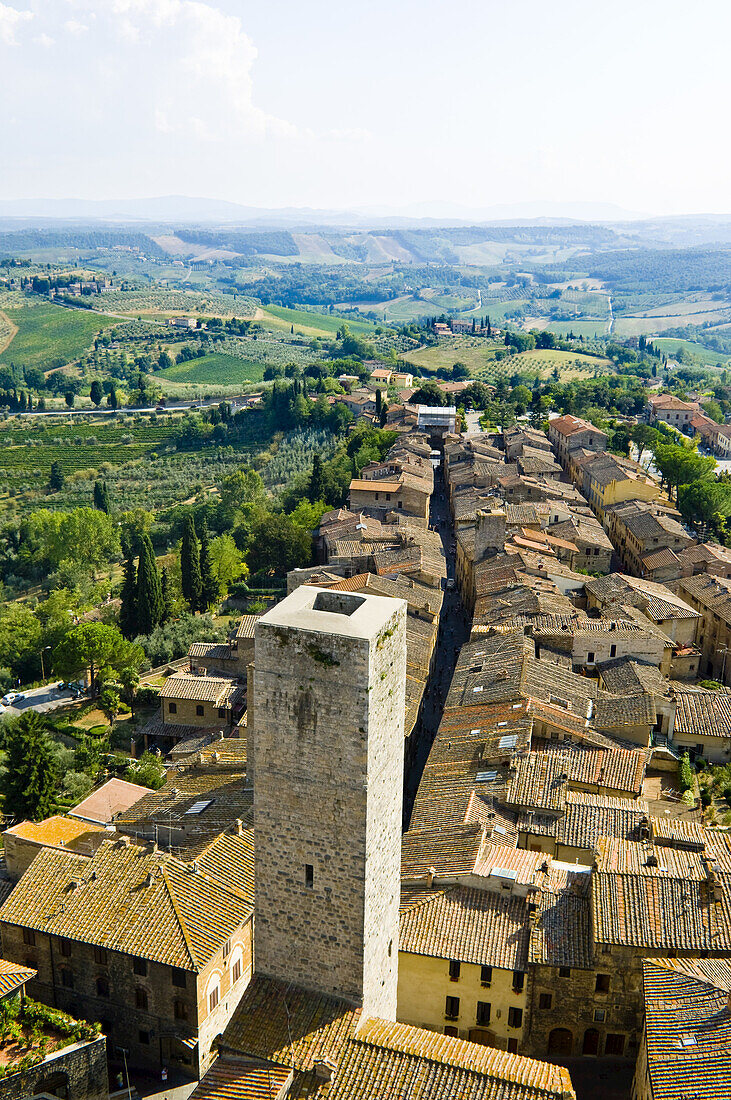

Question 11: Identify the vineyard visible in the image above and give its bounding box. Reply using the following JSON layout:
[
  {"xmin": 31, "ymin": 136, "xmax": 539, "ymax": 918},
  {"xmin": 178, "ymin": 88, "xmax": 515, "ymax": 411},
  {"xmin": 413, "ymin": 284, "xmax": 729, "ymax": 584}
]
[
  {"xmin": 401, "ymin": 340, "xmax": 612, "ymax": 382},
  {"xmin": 0, "ymin": 296, "xmax": 117, "ymax": 371},
  {"xmin": 157, "ymin": 351, "xmax": 265, "ymax": 385}
]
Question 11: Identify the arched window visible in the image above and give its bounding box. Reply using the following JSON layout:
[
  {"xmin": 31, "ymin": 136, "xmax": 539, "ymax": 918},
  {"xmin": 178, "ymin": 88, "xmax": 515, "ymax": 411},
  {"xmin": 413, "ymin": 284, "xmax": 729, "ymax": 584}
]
[
  {"xmin": 230, "ymin": 945, "xmax": 244, "ymax": 984},
  {"xmin": 206, "ymin": 970, "xmax": 222, "ymax": 1015},
  {"xmin": 35, "ymin": 1072, "xmax": 69, "ymax": 1099}
]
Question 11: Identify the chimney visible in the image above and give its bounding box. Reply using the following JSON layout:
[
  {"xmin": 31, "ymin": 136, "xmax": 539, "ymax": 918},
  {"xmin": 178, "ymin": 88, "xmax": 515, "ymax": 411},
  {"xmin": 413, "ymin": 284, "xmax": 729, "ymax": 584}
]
[
  {"xmin": 426, "ymin": 866, "xmax": 436, "ymax": 889},
  {"xmin": 314, "ymin": 1060, "xmax": 337, "ymax": 1083}
]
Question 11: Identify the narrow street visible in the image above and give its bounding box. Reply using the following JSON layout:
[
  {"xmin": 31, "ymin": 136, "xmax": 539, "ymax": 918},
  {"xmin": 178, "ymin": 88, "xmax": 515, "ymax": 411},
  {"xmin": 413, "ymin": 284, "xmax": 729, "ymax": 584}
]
[{"xmin": 404, "ymin": 460, "xmax": 469, "ymax": 824}]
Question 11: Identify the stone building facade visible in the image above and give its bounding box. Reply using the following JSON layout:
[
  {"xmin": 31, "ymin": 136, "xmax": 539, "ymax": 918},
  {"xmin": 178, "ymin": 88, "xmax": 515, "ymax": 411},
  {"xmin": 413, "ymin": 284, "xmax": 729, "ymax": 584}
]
[
  {"xmin": 253, "ymin": 586, "xmax": 406, "ymax": 1019},
  {"xmin": 0, "ymin": 1035, "xmax": 108, "ymax": 1100}
]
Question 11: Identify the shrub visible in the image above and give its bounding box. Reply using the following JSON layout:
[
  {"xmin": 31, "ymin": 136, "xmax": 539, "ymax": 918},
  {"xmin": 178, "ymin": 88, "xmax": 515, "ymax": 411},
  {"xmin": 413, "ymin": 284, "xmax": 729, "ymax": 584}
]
[
  {"xmin": 700, "ymin": 787, "xmax": 712, "ymax": 807},
  {"xmin": 678, "ymin": 753, "xmax": 694, "ymax": 793}
]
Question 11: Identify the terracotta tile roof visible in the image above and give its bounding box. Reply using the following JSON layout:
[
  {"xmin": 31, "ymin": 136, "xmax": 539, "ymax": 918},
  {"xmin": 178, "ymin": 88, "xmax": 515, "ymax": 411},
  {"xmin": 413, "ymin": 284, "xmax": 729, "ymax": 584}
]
[
  {"xmin": 641, "ymin": 958, "xmax": 731, "ymax": 1100},
  {"xmin": 548, "ymin": 414, "xmax": 603, "ymax": 439},
  {"xmin": 676, "ymin": 572, "xmax": 731, "ymax": 627},
  {"xmin": 160, "ymin": 672, "xmax": 243, "ymax": 705},
  {"xmin": 189, "ymin": 642, "xmax": 236, "ymax": 661},
  {"xmin": 592, "ymin": 838, "xmax": 731, "ymax": 950},
  {"xmin": 399, "ymin": 884, "xmax": 530, "ymax": 970},
  {"xmin": 674, "ymin": 687, "xmax": 731, "ymax": 740},
  {"xmin": 222, "ymin": 974, "xmax": 362, "ymax": 1071},
  {"xmin": 286, "ymin": 1017, "xmax": 577, "ymax": 1100},
  {"xmin": 0, "ymin": 959, "xmax": 36, "ymax": 998},
  {"xmin": 504, "ymin": 754, "xmax": 568, "ymax": 812},
  {"xmin": 518, "ymin": 792, "xmax": 648, "ymax": 851},
  {"xmin": 529, "ymin": 872, "xmax": 593, "ymax": 970},
  {"xmin": 401, "ymin": 825, "xmax": 484, "ymax": 878},
  {"xmin": 3, "ymin": 814, "xmax": 107, "ymax": 854},
  {"xmin": 640, "ymin": 546, "xmax": 682, "ymax": 572},
  {"xmin": 596, "ymin": 658, "xmax": 669, "ymax": 698},
  {"xmin": 191, "ymin": 1059, "xmax": 291, "ymax": 1100},
  {"xmin": 68, "ymin": 778, "xmax": 149, "ymax": 825},
  {"xmin": 0, "ymin": 837, "xmax": 252, "ymax": 970},
  {"xmin": 585, "ymin": 572, "xmax": 698, "ymax": 620}
]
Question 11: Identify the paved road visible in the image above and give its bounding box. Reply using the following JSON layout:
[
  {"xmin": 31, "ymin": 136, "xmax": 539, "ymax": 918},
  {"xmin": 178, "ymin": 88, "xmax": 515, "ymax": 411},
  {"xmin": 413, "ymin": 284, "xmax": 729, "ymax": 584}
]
[
  {"xmin": 404, "ymin": 460, "xmax": 469, "ymax": 823},
  {"xmin": 2, "ymin": 681, "xmax": 86, "ymax": 717}
]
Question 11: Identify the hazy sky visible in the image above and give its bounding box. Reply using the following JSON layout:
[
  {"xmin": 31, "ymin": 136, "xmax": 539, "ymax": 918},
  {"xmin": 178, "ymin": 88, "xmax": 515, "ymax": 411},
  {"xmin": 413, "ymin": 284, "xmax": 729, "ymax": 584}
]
[{"xmin": 1, "ymin": 0, "xmax": 729, "ymax": 216}]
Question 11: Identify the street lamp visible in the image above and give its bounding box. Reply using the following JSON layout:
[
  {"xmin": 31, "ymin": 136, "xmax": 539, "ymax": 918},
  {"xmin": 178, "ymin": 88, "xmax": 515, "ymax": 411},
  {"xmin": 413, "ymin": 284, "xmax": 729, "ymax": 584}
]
[{"xmin": 40, "ymin": 646, "xmax": 51, "ymax": 682}]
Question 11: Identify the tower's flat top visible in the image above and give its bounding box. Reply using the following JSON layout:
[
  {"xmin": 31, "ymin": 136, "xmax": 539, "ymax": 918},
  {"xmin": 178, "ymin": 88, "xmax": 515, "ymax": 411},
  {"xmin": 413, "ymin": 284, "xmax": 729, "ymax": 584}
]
[{"xmin": 257, "ymin": 585, "xmax": 405, "ymax": 641}]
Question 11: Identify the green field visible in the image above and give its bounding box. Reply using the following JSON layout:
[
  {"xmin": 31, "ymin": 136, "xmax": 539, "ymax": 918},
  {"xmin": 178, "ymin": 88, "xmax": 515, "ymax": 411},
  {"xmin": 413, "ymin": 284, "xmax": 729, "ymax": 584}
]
[
  {"xmin": 260, "ymin": 305, "xmax": 377, "ymax": 338},
  {"xmin": 0, "ymin": 298, "xmax": 117, "ymax": 371},
  {"xmin": 401, "ymin": 341, "xmax": 611, "ymax": 382},
  {"xmin": 157, "ymin": 351, "xmax": 265, "ymax": 385},
  {"xmin": 653, "ymin": 337, "xmax": 730, "ymax": 365}
]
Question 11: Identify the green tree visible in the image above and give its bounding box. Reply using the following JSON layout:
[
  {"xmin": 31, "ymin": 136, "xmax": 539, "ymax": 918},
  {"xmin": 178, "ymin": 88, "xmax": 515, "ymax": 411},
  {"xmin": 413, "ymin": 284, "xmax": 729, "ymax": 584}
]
[
  {"xmin": 1, "ymin": 712, "xmax": 59, "ymax": 822},
  {"xmin": 160, "ymin": 566, "xmax": 174, "ymax": 624},
  {"xmin": 99, "ymin": 687, "xmax": 121, "ymax": 725},
  {"xmin": 135, "ymin": 534, "xmax": 163, "ymax": 635},
  {"xmin": 52, "ymin": 623, "xmax": 144, "ymax": 697},
  {"xmin": 48, "ymin": 461, "xmax": 64, "ymax": 491},
  {"xmin": 208, "ymin": 534, "xmax": 247, "ymax": 592},
  {"xmin": 246, "ymin": 513, "xmax": 313, "ymax": 578},
  {"xmin": 93, "ymin": 480, "xmax": 111, "ymax": 513},
  {"xmin": 197, "ymin": 523, "xmax": 219, "ymax": 611},
  {"xmin": 308, "ymin": 453, "xmax": 326, "ymax": 503},
  {"xmin": 630, "ymin": 423, "xmax": 660, "ymax": 464},
  {"xmin": 119, "ymin": 541, "xmax": 138, "ymax": 640},
  {"xmin": 89, "ymin": 379, "xmax": 103, "ymax": 406},
  {"xmin": 218, "ymin": 466, "xmax": 266, "ymax": 517},
  {"xmin": 180, "ymin": 515, "xmax": 202, "ymax": 612},
  {"xmin": 124, "ymin": 751, "xmax": 166, "ymax": 790}
]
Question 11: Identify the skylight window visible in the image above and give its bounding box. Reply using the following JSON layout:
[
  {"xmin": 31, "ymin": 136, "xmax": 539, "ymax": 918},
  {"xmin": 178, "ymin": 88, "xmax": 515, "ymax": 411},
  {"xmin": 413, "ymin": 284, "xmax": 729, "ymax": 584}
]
[{"xmin": 185, "ymin": 800, "xmax": 213, "ymax": 815}]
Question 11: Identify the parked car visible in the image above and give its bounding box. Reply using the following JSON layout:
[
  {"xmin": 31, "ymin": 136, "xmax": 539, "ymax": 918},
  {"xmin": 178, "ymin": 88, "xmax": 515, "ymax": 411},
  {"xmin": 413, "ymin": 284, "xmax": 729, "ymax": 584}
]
[{"xmin": 1, "ymin": 692, "xmax": 18, "ymax": 706}]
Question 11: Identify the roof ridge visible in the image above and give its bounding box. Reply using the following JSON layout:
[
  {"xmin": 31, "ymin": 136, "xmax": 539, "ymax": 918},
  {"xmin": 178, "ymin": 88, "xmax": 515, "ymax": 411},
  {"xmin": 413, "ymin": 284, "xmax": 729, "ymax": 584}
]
[{"xmin": 160, "ymin": 865, "xmax": 199, "ymax": 971}]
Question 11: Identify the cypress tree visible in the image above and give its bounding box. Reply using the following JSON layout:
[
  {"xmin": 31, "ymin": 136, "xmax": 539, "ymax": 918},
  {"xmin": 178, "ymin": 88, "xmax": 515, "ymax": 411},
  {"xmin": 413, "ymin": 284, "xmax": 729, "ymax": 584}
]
[
  {"xmin": 119, "ymin": 539, "xmax": 138, "ymax": 640},
  {"xmin": 48, "ymin": 460, "xmax": 64, "ymax": 491},
  {"xmin": 309, "ymin": 454, "xmax": 326, "ymax": 503},
  {"xmin": 93, "ymin": 480, "xmax": 111, "ymax": 513},
  {"xmin": 136, "ymin": 534, "xmax": 163, "ymax": 634},
  {"xmin": 161, "ymin": 566, "xmax": 174, "ymax": 624},
  {"xmin": 198, "ymin": 522, "xmax": 219, "ymax": 611},
  {"xmin": 181, "ymin": 515, "xmax": 202, "ymax": 612}
]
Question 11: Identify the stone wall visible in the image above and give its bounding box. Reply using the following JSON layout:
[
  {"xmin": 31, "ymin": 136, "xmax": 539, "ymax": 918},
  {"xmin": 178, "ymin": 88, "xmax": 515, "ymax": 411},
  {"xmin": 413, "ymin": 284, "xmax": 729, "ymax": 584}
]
[
  {"xmin": 253, "ymin": 588, "xmax": 406, "ymax": 1019},
  {"xmin": 0, "ymin": 1036, "xmax": 108, "ymax": 1100}
]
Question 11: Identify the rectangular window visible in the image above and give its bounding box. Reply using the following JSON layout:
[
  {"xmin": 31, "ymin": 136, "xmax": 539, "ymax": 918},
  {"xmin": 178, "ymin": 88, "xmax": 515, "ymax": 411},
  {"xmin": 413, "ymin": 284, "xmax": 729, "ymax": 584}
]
[
  {"xmin": 135, "ymin": 987, "xmax": 148, "ymax": 1010},
  {"xmin": 587, "ymin": 651, "xmax": 595, "ymax": 664},
  {"xmin": 594, "ymin": 1008, "xmax": 606, "ymax": 1023},
  {"xmin": 595, "ymin": 974, "xmax": 611, "ymax": 993},
  {"xmin": 539, "ymin": 993, "xmax": 552, "ymax": 1010},
  {"xmin": 139, "ymin": 1030, "xmax": 151, "ymax": 1045},
  {"xmin": 168, "ymin": 702, "xmax": 177, "ymax": 714},
  {"xmin": 218, "ymin": 707, "xmax": 227, "ymax": 718},
  {"xmin": 232, "ymin": 959, "xmax": 242, "ymax": 983},
  {"xmin": 223, "ymin": 938, "xmax": 231, "ymax": 958},
  {"xmin": 610, "ymin": 644, "xmax": 617, "ymax": 658},
  {"xmin": 59, "ymin": 938, "xmax": 71, "ymax": 957},
  {"xmin": 605, "ymin": 1033, "xmax": 625, "ymax": 1056},
  {"xmin": 94, "ymin": 946, "xmax": 108, "ymax": 966},
  {"xmin": 508, "ymin": 1007, "xmax": 523, "ymax": 1029},
  {"xmin": 174, "ymin": 999, "xmax": 188, "ymax": 1021},
  {"xmin": 23, "ymin": 929, "xmax": 36, "ymax": 946},
  {"xmin": 61, "ymin": 969, "xmax": 74, "ymax": 988},
  {"xmin": 512, "ymin": 970, "xmax": 525, "ymax": 993},
  {"xmin": 196, "ymin": 704, "xmax": 205, "ymax": 717},
  {"xmin": 448, "ymin": 960, "xmax": 461, "ymax": 981},
  {"xmin": 133, "ymin": 958, "xmax": 148, "ymax": 976},
  {"xmin": 476, "ymin": 1001, "xmax": 491, "ymax": 1026},
  {"xmin": 172, "ymin": 968, "xmax": 187, "ymax": 988},
  {"xmin": 480, "ymin": 965, "xmax": 492, "ymax": 986},
  {"xmin": 209, "ymin": 986, "xmax": 219, "ymax": 1012},
  {"xmin": 445, "ymin": 996, "xmax": 460, "ymax": 1020},
  {"xmin": 507, "ymin": 1037, "xmax": 518, "ymax": 1054},
  {"xmin": 305, "ymin": 864, "xmax": 314, "ymax": 889},
  {"xmin": 444, "ymin": 1026, "xmax": 458, "ymax": 1037},
  {"xmin": 559, "ymin": 967, "xmax": 571, "ymax": 978}
]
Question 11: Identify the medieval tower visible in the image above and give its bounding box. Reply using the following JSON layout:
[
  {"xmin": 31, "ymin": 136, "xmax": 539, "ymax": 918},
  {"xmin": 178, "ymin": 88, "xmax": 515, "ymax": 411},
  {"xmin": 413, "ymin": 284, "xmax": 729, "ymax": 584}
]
[{"xmin": 252, "ymin": 585, "xmax": 406, "ymax": 1019}]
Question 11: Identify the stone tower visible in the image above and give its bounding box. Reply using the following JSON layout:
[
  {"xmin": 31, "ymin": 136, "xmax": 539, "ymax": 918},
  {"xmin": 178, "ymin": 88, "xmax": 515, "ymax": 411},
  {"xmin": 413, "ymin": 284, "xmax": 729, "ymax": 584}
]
[{"xmin": 252, "ymin": 586, "xmax": 406, "ymax": 1019}]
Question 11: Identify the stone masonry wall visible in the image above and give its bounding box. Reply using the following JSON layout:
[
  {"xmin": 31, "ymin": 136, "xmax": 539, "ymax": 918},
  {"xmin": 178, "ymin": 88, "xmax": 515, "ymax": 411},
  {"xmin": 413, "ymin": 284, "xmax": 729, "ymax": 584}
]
[
  {"xmin": 0, "ymin": 1036, "xmax": 108, "ymax": 1100},
  {"xmin": 253, "ymin": 592, "xmax": 406, "ymax": 1018}
]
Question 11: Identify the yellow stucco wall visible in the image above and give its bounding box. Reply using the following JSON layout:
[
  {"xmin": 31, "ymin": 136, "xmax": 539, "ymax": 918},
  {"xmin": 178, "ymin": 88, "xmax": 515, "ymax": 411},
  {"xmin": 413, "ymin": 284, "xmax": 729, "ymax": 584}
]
[{"xmin": 397, "ymin": 952, "xmax": 526, "ymax": 1050}]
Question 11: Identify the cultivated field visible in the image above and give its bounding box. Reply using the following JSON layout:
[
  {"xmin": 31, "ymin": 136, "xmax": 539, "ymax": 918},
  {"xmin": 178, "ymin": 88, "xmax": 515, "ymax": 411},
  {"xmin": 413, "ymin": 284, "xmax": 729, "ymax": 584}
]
[
  {"xmin": 259, "ymin": 305, "xmax": 377, "ymax": 338},
  {"xmin": 157, "ymin": 351, "xmax": 265, "ymax": 385},
  {"xmin": 653, "ymin": 337, "xmax": 730, "ymax": 365},
  {"xmin": 0, "ymin": 296, "xmax": 117, "ymax": 371},
  {"xmin": 401, "ymin": 340, "xmax": 612, "ymax": 381}
]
